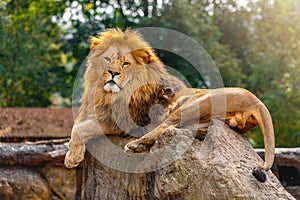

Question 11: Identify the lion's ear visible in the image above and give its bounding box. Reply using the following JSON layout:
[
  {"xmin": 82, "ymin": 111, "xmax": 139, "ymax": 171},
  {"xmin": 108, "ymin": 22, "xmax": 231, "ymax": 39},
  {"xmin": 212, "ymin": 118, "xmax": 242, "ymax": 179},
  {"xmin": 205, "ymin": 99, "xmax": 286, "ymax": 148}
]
[
  {"xmin": 89, "ymin": 36, "xmax": 101, "ymax": 50},
  {"xmin": 132, "ymin": 48, "xmax": 159, "ymax": 65}
]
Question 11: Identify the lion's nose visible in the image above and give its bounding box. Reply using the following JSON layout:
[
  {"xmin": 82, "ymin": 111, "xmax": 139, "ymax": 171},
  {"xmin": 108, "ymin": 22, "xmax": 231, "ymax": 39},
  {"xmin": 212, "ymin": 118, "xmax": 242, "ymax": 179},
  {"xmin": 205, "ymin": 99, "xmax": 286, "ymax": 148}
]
[{"xmin": 108, "ymin": 70, "xmax": 120, "ymax": 77}]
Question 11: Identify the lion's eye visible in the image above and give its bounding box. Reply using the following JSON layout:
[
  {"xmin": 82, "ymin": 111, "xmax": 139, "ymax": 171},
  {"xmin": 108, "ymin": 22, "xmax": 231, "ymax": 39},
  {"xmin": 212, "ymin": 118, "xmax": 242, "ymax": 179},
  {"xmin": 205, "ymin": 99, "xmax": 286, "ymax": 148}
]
[
  {"xmin": 123, "ymin": 62, "xmax": 130, "ymax": 67},
  {"xmin": 104, "ymin": 57, "xmax": 111, "ymax": 64}
]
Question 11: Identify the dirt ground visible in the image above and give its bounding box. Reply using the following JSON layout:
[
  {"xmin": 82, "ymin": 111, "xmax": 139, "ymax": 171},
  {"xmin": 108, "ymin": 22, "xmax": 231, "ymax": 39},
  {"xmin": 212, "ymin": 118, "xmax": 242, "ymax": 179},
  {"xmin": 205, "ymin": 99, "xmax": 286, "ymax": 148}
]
[{"xmin": 0, "ymin": 108, "xmax": 74, "ymax": 140}]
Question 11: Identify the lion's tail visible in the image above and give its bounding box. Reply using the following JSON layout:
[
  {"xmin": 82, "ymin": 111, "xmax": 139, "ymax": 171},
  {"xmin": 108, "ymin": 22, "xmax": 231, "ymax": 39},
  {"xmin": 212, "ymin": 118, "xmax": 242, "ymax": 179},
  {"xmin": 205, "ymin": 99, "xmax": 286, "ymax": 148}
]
[{"xmin": 252, "ymin": 105, "xmax": 275, "ymax": 182}]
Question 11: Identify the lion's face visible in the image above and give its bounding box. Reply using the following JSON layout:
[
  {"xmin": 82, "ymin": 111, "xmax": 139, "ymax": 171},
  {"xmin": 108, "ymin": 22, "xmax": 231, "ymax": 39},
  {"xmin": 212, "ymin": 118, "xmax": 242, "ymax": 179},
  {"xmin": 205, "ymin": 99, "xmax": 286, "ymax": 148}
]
[
  {"xmin": 101, "ymin": 49, "xmax": 137, "ymax": 93},
  {"xmin": 89, "ymin": 46, "xmax": 156, "ymax": 94},
  {"xmin": 84, "ymin": 28, "xmax": 164, "ymax": 96}
]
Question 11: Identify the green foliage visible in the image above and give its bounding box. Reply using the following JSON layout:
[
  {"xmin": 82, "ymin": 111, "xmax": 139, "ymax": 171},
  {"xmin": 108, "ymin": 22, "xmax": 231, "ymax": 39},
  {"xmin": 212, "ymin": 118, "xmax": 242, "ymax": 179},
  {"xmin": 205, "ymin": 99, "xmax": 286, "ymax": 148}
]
[
  {"xmin": 0, "ymin": 0, "xmax": 70, "ymax": 106},
  {"xmin": 244, "ymin": 0, "xmax": 300, "ymax": 147},
  {"xmin": 141, "ymin": 0, "xmax": 243, "ymax": 88},
  {"xmin": 1, "ymin": 0, "xmax": 300, "ymax": 147}
]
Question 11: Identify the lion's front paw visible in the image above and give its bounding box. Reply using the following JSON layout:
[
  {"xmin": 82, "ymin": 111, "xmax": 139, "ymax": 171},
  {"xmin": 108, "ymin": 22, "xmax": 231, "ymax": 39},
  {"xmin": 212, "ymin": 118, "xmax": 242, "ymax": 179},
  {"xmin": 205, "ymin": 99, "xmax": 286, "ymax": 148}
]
[
  {"xmin": 64, "ymin": 144, "xmax": 85, "ymax": 168},
  {"xmin": 124, "ymin": 140, "xmax": 147, "ymax": 153}
]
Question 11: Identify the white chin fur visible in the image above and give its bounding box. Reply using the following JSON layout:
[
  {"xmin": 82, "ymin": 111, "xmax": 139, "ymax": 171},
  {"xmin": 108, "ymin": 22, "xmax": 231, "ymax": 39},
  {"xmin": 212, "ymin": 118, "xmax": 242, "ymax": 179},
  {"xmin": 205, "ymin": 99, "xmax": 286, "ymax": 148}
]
[{"xmin": 104, "ymin": 83, "xmax": 120, "ymax": 93}]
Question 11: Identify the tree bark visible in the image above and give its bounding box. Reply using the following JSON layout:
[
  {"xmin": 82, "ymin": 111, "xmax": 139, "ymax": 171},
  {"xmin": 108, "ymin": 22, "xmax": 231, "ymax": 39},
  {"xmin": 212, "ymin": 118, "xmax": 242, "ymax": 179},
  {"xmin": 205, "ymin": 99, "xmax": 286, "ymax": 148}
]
[
  {"xmin": 82, "ymin": 119, "xmax": 295, "ymax": 200},
  {"xmin": 0, "ymin": 140, "xmax": 68, "ymax": 166}
]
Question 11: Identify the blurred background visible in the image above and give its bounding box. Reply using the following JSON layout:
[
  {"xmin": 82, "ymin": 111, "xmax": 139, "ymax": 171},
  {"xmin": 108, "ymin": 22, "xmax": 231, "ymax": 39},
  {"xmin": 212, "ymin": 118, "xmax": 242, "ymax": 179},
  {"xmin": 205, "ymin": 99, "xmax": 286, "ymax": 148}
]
[{"xmin": 1, "ymin": 0, "xmax": 299, "ymax": 147}]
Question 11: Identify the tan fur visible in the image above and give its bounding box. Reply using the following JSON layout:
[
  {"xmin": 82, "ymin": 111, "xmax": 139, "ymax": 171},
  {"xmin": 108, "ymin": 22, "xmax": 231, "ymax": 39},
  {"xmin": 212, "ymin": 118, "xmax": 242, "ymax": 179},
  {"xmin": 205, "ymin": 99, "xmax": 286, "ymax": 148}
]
[
  {"xmin": 65, "ymin": 28, "xmax": 275, "ymax": 179},
  {"xmin": 64, "ymin": 28, "xmax": 185, "ymax": 168},
  {"xmin": 125, "ymin": 87, "xmax": 275, "ymax": 172}
]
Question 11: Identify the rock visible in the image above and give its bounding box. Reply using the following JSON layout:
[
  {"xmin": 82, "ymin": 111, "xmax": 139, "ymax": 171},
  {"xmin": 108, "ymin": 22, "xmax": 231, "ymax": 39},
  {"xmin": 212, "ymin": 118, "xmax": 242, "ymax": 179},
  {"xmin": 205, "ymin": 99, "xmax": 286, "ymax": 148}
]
[
  {"xmin": 0, "ymin": 177, "xmax": 13, "ymax": 200},
  {"xmin": 256, "ymin": 147, "xmax": 300, "ymax": 198},
  {"xmin": 81, "ymin": 119, "xmax": 295, "ymax": 199},
  {"xmin": 40, "ymin": 163, "xmax": 77, "ymax": 200},
  {"xmin": 0, "ymin": 166, "xmax": 51, "ymax": 200}
]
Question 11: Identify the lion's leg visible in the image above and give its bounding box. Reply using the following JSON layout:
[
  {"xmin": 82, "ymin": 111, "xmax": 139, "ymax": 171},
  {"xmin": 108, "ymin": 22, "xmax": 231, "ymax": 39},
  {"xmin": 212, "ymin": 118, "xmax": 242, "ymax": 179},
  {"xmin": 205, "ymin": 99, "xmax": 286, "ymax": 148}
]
[
  {"xmin": 228, "ymin": 111, "xmax": 253, "ymax": 130},
  {"xmin": 228, "ymin": 112, "xmax": 242, "ymax": 127},
  {"xmin": 227, "ymin": 106, "xmax": 275, "ymax": 182},
  {"xmin": 229, "ymin": 106, "xmax": 275, "ymax": 182},
  {"xmin": 65, "ymin": 119, "xmax": 109, "ymax": 168},
  {"xmin": 125, "ymin": 123, "xmax": 170, "ymax": 152},
  {"xmin": 65, "ymin": 126, "xmax": 86, "ymax": 168},
  {"xmin": 125, "ymin": 93, "xmax": 211, "ymax": 153}
]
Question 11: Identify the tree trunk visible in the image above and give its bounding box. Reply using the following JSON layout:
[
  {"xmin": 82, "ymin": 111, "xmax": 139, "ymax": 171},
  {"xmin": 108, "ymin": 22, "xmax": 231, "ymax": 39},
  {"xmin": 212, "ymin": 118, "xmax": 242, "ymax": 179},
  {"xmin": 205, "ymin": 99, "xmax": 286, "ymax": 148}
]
[{"xmin": 82, "ymin": 119, "xmax": 295, "ymax": 199}]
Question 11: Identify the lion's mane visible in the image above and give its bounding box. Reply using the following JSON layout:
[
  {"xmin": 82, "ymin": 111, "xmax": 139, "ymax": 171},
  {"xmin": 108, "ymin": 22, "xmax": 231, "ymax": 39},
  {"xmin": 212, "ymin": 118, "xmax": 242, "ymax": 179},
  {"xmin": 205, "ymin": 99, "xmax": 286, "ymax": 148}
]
[{"xmin": 77, "ymin": 28, "xmax": 186, "ymax": 134}]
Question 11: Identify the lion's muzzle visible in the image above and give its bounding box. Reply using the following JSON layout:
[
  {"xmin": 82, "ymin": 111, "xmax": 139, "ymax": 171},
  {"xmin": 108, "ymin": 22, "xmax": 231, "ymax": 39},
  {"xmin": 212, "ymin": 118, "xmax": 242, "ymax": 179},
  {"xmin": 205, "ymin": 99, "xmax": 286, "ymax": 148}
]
[{"xmin": 104, "ymin": 79, "xmax": 121, "ymax": 93}]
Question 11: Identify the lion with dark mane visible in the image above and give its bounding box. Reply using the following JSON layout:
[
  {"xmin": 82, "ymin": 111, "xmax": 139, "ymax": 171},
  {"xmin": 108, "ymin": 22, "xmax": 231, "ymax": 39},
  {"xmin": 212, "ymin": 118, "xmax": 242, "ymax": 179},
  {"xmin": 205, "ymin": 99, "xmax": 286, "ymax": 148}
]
[{"xmin": 65, "ymin": 28, "xmax": 275, "ymax": 183}]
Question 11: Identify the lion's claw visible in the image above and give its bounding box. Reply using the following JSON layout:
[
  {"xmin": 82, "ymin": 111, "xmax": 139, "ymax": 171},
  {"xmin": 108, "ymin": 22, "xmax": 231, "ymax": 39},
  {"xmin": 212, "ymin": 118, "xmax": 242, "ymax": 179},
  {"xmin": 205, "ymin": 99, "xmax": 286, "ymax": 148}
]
[
  {"xmin": 64, "ymin": 151, "xmax": 81, "ymax": 168},
  {"xmin": 64, "ymin": 143, "xmax": 85, "ymax": 168}
]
